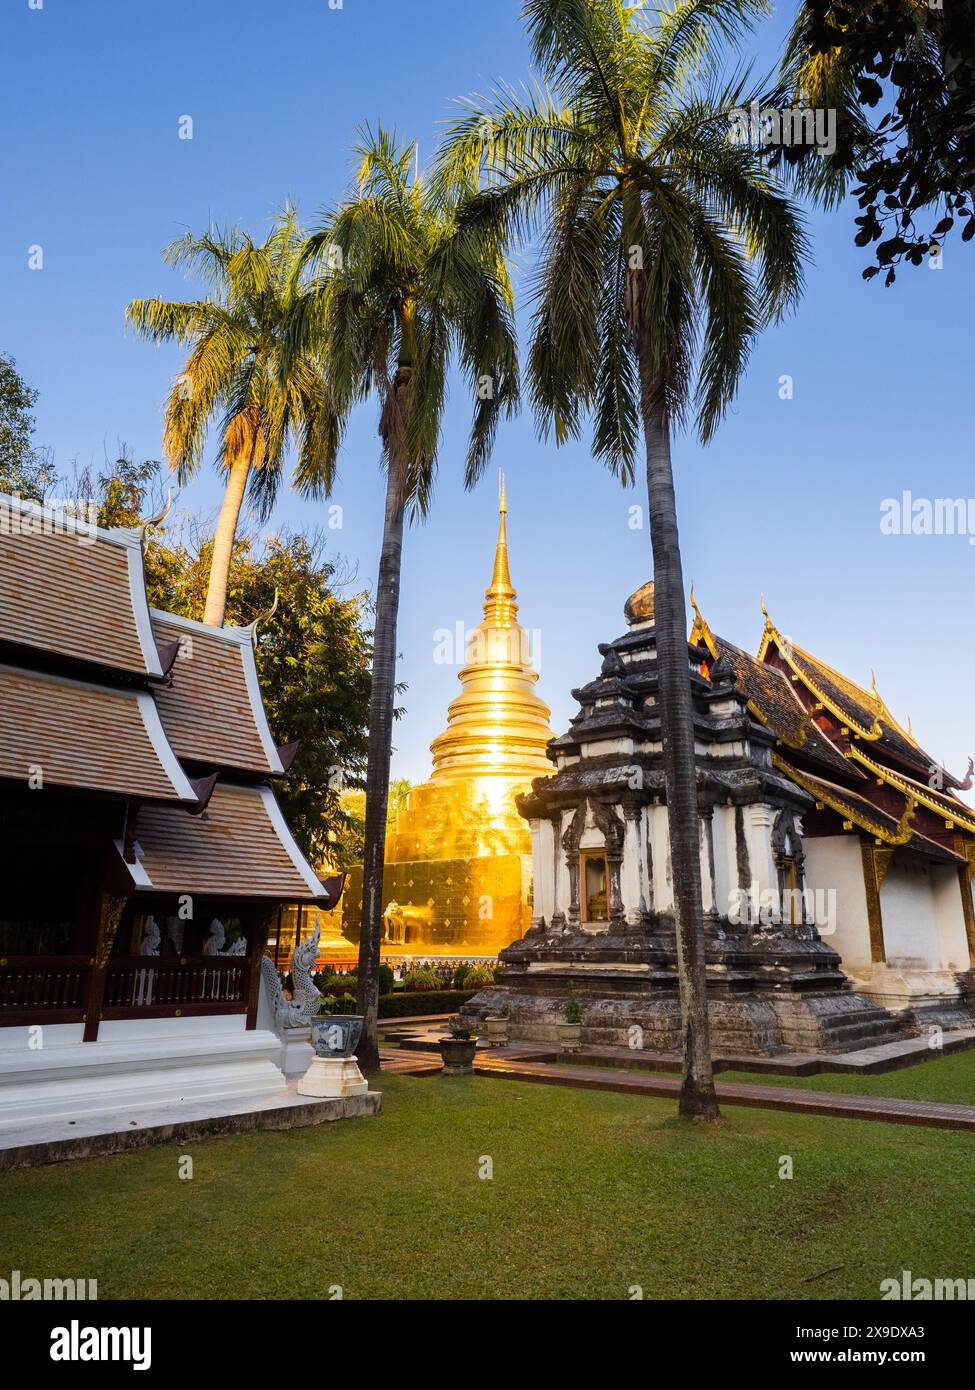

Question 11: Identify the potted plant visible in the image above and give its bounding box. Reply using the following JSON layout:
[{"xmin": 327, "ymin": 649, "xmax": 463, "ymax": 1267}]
[
  {"xmin": 558, "ymin": 987, "xmax": 584, "ymax": 1054},
  {"xmin": 484, "ymin": 1005, "xmax": 510, "ymax": 1046},
  {"xmin": 439, "ymin": 1019, "xmax": 478, "ymax": 1075},
  {"xmin": 308, "ymin": 1003, "xmax": 364, "ymax": 1060}
]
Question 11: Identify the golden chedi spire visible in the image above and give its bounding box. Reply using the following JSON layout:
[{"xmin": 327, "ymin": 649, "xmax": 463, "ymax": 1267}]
[{"xmin": 428, "ymin": 471, "xmax": 552, "ymax": 784}]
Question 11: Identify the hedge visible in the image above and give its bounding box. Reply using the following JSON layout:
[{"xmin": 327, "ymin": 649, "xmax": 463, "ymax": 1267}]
[{"xmin": 377, "ymin": 990, "xmax": 478, "ymax": 1019}]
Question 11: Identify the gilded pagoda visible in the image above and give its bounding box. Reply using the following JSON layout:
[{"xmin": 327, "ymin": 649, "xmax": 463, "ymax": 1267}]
[{"xmin": 339, "ymin": 479, "xmax": 554, "ymax": 958}]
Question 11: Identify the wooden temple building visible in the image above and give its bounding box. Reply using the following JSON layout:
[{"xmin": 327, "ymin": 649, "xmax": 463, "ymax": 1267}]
[
  {"xmin": 0, "ymin": 492, "xmax": 342, "ymax": 1131},
  {"xmin": 462, "ymin": 581, "xmax": 974, "ymax": 1053}
]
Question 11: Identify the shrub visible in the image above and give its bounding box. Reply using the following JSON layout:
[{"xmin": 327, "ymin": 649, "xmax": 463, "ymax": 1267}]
[
  {"xmin": 377, "ymin": 990, "xmax": 477, "ymax": 1019},
  {"xmin": 462, "ymin": 965, "xmax": 495, "ymax": 989},
  {"xmin": 448, "ymin": 1019, "xmax": 477, "ymax": 1041},
  {"xmin": 379, "ymin": 963, "xmax": 395, "ymax": 995},
  {"xmin": 564, "ymin": 986, "xmax": 583, "ymax": 1025},
  {"xmin": 451, "ymin": 963, "xmax": 470, "ymax": 989},
  {"xmin": 320, "ymin": 991, "xmax": 357, "ymax": 1015},
  {"xmin": 404, "ymin": 966, "xmax": 440, "ymax": 993}
]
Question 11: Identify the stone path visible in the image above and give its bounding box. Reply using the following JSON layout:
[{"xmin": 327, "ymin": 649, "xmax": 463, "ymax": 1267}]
[{"xmin": 378, "ymin": 1047, "xmax": 975, "ymax": 1132}]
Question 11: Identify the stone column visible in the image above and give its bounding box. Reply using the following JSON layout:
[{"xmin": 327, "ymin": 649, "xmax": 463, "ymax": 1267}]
[
  {"xmin": 621, "ymin": 800, "xmax": 645, "ymax": 926},
  {"xmin": 551, "ymin": 812, "xmax": 567, "ymax": 930}
]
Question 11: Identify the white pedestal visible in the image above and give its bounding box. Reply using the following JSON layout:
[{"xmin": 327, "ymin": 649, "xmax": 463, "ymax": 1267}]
[{"xmin": 295, "ymin": 1055, "xmax": 368, "ymax": 1099}]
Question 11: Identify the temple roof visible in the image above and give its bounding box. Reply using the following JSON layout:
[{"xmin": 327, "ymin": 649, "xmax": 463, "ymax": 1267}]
[
  {"xmin": 0, "ymin": 664, "xmax": 197, "ymax": 803},
  {"xmin": 0, "ymin": 494, "xmax": 328, "ymax": 908},
  {"xmin": 690, "ymin": 605, "xmax": 855, "ymax": 781},
  {"xmin": 150, "ymin": 612, "xmax": 285, "ymax": 777},
  {"xmin": 774, "ymin": 754, "xmax": 965, "ymax": 864},
  {"xmin": 0, "ymin": 494, "xmax": 163, "ymax": 678},
  {"xmin": 758, "ymin": 605, "xmax": 956, "ymax": 785},
  {"xmin": 129, "ymin": 782, "xmax": 332, "ymax": 900}
]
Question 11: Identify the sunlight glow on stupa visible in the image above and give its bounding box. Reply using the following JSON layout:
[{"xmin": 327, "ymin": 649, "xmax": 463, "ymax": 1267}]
[{"xmin": 341, "ymin": 475, "xmax": 554, "ymax": 958}]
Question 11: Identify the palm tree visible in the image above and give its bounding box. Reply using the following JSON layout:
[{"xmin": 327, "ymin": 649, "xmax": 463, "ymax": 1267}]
[
  {"xmin": 436, "ymin": 0, "xmax": 807, "ymax": 1118},
  {"xmin": 127, "ymin": 207, "xmax": 332, "ymax": 626},
  {"xmin": 292, "ymin": 126, "xmax": 519, "ymax": 1071}
]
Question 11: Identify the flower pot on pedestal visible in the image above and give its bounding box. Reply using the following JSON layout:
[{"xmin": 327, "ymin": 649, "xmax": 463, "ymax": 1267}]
[
  {"xmin": 297, "ymin": 1014, "xmax": 368, "ymax": 1098},
  {"xmin": 485, "ymin": 1016, "xmax": 509, "ymax": 1047}
]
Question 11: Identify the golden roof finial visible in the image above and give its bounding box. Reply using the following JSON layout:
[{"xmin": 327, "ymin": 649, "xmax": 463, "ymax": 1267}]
[{"xmin": 485, "ymin": 470, "xmax": 516, "ymax": 621}]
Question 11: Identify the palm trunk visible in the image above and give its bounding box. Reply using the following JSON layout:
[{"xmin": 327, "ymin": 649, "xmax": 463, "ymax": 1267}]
[
  {"xmin": 640, "ymin": 400, "xmax": 719, "ymax": 1121},
  {"xmin": 203, "ymin": 440, "xmax": 255, "ymax": 627},
  {"xmin": 355, "ymin": 451, "xmax": 406, "ymax": 1073}
]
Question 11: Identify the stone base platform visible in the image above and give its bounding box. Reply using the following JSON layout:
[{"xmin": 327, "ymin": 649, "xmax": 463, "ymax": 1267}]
[
  {"xmin": 462, "ymin": 924, "xmax": 911, "ymax": 1057},
  {"xmin": 0, "ymin": 1080, "xmax": 381, "ymax": 1171}
]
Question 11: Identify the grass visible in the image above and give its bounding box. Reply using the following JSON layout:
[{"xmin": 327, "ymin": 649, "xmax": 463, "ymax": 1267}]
[
  {"xmin": 618, "ymin": 1046, "xmax": 975, "ymax": 1106},
  {"xmin": 2, "ymin": 1073, "xmax": 974, "ymax": 1300}
]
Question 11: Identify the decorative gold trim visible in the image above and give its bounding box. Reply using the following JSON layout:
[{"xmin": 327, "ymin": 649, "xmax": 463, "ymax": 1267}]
[
  {"xmin": 860, "ymin": 842, "xmax": 888, "ymax": 964},
  {"xmin": 757, "ymin": 604, "xmax": 883, "ymax": 741},
  {"xmin": 954, "ymin": 836, "xmax": 975, "ymax": 960},
  {"xmin": 773, "ymin": 753, "xmax": 916, "ymax": 846},
  {"xmin": 847, "ymin": 746, "xmax": 975, "ymax": 834}
]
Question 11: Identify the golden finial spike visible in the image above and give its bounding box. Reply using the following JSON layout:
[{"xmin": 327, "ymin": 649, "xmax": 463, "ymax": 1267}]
[
  {"xmin": 760, "ymin": 592, "xmax": 770, "ymax": 620},
  {"xmin": 485, "ymin": 472, "xmax": 515, "ymax": 618},
  {"xmin": 870, "ymin": 667, "xmax": 880, "ymax": 698},
  {"xmin": 908, "ymin": 715, "xmax": 914, "ymax": 738}
]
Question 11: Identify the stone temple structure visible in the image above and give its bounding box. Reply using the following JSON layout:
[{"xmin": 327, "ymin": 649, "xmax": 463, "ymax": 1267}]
[
  {"xmin": 463, "ymin": 580, "xmax": 975, "ymax": 1055},
  {"xmin": 338, "ymin": 479, "xmax": 554, "ymax": 958}
]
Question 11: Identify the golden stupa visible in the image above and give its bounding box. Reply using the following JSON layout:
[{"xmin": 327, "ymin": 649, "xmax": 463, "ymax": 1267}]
[{"xmin": 340, "ymin": 476, "xmax": 554, "ymax": 958}]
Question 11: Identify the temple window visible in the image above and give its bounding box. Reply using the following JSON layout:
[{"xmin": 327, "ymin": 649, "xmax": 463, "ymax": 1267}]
[
  {"xmin": 581, "ymin": 850, "xmax": 608, "ymax": 922},
  {"xmin": 781, "ymin": 855, "xmax": 800, "ymax": 924}
]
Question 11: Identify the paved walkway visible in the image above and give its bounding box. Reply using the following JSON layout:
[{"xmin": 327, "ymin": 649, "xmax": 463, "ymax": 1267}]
[{"xmin": 379, "ymin": 1048, "xmax": 975, "ymax": 1132}]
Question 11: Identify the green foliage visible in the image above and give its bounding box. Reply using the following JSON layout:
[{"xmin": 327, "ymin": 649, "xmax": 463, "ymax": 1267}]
[
  {"xmin": 126, "ymin": 207, "xmax": 336, "ymax": 516},
  {"xmin": 0, "ymin": 353, "xmax": 55, "ymax": 502},
  {"xmin": 293, "ymin": 125, "xmax": 520, "ymax": 509},
  {"xmin": 447, "ymin": 1019, "xmax": 477, "ymax": 1041},
  {"xmin": 319, "ymin": 992, "xmax": 358, "ymax": 1016},
  {"xmin": 378, "ymin": 963, "xmax": 395, "ymax": 995},
  {"xmin": 461, "ymin": 964, "xmax": 494, "ymax": 989},
  {"xmin": 377, "ymin": 990, "xmax": 476, "ymax": 1018},
  {"xmin": 403, "ymin": 966, "xmax": 441, "ymax": 993},
  {"xmin": 435, "ymin": 0, "xmax": 806, "ymax": 454},
  {"xmin": 564, "ymin": 986, "xmax": 583, "ymax": 1025},
  {"xmin": 451, "ymin": 963, "xmax": 471, "ymax": 989},
  {"xmin": 320, "ymin": 973, "xmax": 358, "ymax": 997}
]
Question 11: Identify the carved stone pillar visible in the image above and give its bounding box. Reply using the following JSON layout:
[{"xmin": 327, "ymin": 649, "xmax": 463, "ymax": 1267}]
[{"xmin": 621, "ymin": 799, "xmax": 645, "ymax": 927}]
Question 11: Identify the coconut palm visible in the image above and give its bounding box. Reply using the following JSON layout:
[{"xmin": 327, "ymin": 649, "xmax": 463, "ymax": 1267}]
[
  {"xmin": 127, "ymin": 207, "xmax": 333, "ymax": 625},
  {"xmin": 436, "ymin": 0, "xmax": 807, "ymax": 1118},
  {"xmin": 291, "ymin": 125, "xmax": 519, "ymax": 1070}
]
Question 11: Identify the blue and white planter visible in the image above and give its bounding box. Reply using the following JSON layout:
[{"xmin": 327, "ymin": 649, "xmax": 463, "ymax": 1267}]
[{"xmin": 309, "ymin": 1013, "xmax": 364, "ymax": 1060}]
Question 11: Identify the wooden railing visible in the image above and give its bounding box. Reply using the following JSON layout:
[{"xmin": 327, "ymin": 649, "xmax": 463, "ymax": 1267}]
[
  {"xmin": 101, "ymin": 956, "xmax": 248, "ymax": 1018},
  {"xmin": 0, "ymin": 954, "xmax": 250, "ymax": 1025},
  {"xmin": 0, "ymin": 955, "xmax": 90, "ymax": 1023}
]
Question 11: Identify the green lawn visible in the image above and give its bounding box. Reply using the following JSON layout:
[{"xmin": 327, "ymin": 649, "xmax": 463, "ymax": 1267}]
[
  {"xmin": 623, "ymin": 1047, "xmax": 975, "ymax": 1106},
  {"xmin": 2, "ymin": 1073, "xmax": 973, "ymax": 1300}
]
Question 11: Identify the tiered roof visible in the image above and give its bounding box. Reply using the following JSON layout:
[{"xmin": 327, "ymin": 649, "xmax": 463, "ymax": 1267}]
[
  {"xmin": 690, "ymin": 589, "xmax": 973, "ymax": 863},
  {"xmin": 0, "ymin": 492, "xmax": 336, "ymax": 905}
]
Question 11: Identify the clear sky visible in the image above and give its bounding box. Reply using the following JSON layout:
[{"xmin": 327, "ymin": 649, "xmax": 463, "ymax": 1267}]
[{"xmin": 2, "ymin": 0, "xmax": 972, "ymax": 788}]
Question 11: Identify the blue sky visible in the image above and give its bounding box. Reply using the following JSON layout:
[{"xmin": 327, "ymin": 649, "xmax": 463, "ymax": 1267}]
[{"xmin": 2, "ymin": 0, "xmax": 973, "ymax": 786}]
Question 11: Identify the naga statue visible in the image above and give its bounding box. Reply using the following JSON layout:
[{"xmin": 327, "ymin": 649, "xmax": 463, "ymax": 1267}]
[{"xmin": 259, "ymin": 917, "xmax": 323, "ymax": 1031}]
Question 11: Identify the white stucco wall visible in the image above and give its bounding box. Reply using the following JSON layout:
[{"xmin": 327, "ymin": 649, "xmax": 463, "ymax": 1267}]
[
  {"xmin": 879, "ymin": 860, "xmax": 940, "ymax": 969},
  {"xmin": 803, "ymin": 835, "xmax": 872, "ymax": 967},
  {"xmin": 931, "ymin": 865, "xmax": 971, "ymax": 971}
]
